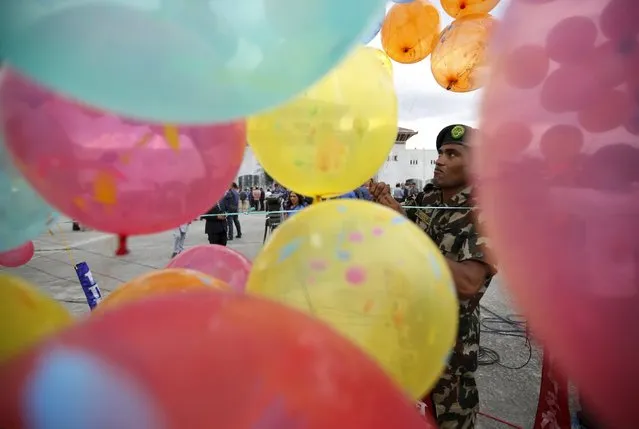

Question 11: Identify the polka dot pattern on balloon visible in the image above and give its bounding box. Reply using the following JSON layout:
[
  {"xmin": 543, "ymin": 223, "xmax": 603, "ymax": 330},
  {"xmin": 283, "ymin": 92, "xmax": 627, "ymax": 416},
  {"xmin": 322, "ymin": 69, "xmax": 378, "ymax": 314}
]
[{"xmin": 247, "ymin": 199, "xmax": 458, "ymax": 399}]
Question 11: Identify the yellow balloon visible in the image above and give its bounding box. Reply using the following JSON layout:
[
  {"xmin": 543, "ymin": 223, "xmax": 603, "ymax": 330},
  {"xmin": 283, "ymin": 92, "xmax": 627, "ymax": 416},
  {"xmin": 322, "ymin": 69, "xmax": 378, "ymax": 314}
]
[
  {"xmin": 248, "ymin": 47, "xmax": 398, "ymax": 197},
  {"xmin": 247, "ymin": 200, "xmax": 458, "ymax": 398},
  {"xmin": 0, "ymin": 274, "xmax": 73, "ymax": 363},
  {"xmin": 96, "ymin": 268, "xmax": 229, "ymax": 314},
  {"xmin": 364, "ymin": 46, "xmax": 393, "ymax": 76}
]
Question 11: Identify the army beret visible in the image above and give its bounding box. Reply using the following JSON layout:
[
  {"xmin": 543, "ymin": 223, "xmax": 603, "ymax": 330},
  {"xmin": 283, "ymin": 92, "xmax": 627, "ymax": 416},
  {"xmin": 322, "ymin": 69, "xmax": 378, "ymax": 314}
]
[{"xmin": 435, "ymin": 124, "xmax": 475, "ymax": 151}]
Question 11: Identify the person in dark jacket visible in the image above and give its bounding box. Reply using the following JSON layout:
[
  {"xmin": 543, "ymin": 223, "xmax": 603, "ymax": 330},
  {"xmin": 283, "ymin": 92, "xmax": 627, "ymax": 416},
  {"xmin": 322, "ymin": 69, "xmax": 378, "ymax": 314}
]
[
  {"xmin": 223, "ymin": 182, "xmax": 242, "ymax": 240},
  {"xmin": 202, "ymin": 200, "xmax": 227, "ymax": 246},
  {"xmin": 259, "ymin": 187, "xmax": 265, "ymax": 211}
]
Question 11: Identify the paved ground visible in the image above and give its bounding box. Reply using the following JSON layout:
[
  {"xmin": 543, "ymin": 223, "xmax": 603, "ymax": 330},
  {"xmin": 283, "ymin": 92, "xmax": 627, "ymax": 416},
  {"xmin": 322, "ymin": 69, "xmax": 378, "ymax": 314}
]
[{"xmin": 2, "ymin": 214, "xmax": 544, "ymax": 428}]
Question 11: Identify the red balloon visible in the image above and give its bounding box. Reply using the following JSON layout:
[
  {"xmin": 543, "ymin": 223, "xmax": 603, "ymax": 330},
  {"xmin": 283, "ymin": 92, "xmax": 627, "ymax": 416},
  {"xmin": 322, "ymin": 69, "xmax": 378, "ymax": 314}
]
[
  {"xmin": 0, "ymin": 291, "xmax": 434, "ymax": 429},
  {"xmin": 477, "ymin": 1, "xmax": 639, "ymax": 428},
  {"xmin": 0, "ymin": 241, "xmax": 34, "ymax": 267},
  {"xmin": 545, "ymin": 16, "xmax": 597, "ymax": 64},
  {"xmin": 166, "ymin": 245, "xmax": 252, "ymax": 292}
]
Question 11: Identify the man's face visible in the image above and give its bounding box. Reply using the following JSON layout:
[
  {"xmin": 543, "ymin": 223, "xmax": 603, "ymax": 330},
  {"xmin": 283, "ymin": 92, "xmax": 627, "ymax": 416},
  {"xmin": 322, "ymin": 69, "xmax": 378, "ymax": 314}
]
[{"xmin": 433, "ymin": 143, "xmax": 470, "ymax": 189}]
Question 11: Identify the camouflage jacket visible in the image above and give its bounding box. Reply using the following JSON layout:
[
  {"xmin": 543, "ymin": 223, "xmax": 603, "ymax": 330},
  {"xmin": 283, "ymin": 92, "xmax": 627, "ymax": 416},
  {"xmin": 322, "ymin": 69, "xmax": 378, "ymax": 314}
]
[{"xmin": 413, "ymin": 182, "xmax": 496, "ymax": 376}]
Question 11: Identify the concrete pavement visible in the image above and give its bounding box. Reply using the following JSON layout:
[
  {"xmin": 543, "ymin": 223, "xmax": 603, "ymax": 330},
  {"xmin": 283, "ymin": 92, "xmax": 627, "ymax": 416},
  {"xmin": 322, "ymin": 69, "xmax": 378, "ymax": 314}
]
[{"xmin": 2, "ymin": 213, "xmax": 543, "ymax": 428}]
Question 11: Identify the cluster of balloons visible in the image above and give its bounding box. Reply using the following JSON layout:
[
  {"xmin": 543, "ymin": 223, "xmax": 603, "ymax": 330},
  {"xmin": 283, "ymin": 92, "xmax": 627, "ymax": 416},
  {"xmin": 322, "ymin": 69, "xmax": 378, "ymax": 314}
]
[
  {"xmin": 0, "ymin": 0, "xmax": 401, "ymax": 251},
  {"xmin": 0, "ymin": 1, "xmax": 462, "ymax": 427},
  {"xmin": 0, "ymin": 230, "xmax": 451, "ymax": 428},
  {"xmin": 365, "ymin": 0, "xmax": 500, "ymax": 92},
  {"xmin": 0, "ymin": 273, "xmax": 437, "ymax": 429},
  {"xmin": 476, "ymin": 0, "xmax": 639, "ymax": 427}
]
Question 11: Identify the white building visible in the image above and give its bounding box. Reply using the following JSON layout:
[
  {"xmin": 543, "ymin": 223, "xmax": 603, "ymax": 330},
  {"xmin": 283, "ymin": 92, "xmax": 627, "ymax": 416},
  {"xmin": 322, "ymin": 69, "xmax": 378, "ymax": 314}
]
[
  {"xmin": 237, "ymin": 126, "xmax": 437, "ymax": 188},
  {"xmin": 374, "ymin": 127, "xmax": 438, "ymax": 189}
]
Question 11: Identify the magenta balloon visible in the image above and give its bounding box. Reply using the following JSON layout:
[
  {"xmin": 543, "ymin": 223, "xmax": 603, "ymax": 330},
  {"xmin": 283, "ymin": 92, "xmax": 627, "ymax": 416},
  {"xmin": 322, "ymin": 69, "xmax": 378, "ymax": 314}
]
[
  {"xmin": 166, "ymin": 245, "xmax": 252, "ymax": 292},
  {"xmin": 0, "ymin": 241, "xmax": 35, "ymax": 267},
  {"xmin": 476, "ymin": 1, "xmax": 639, "ymax": 428},
  {"xmin": 0, "ymin": 69, "xmax": 246, "ymax": 235}
]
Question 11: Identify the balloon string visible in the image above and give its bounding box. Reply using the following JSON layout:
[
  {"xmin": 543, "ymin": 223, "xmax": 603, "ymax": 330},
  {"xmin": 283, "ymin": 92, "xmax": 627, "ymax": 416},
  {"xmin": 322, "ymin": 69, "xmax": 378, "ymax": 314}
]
[{"xmin": 48, "ymin": 225, "xmax": 77, "ymax": 267}]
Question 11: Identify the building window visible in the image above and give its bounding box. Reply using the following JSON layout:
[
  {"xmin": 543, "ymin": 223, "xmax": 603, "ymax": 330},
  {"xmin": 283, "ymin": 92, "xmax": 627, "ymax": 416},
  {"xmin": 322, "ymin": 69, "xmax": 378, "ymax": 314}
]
[
  {"xmin": 430, "ymin": 160, "xmax": 437, "ymax": 165},
  {"xmin": 409, "ymin": 159, "xmax": 418, "ymax": 165},
  {"xmin": 393, "ymin": 155, "xmax": 398, "ymax": 161}
]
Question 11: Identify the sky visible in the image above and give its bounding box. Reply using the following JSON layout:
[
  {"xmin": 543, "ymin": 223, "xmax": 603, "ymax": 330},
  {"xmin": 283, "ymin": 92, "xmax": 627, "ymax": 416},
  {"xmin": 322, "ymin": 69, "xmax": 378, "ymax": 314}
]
[{"xmin": 367, "ymin": 0, "xmax": 511, "ymax": 149}]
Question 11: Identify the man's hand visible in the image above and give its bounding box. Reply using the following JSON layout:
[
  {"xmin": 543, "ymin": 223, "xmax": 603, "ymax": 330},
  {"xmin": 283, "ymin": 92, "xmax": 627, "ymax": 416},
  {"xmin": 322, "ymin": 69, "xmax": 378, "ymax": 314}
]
[{"xmin": 369, "ymin": 181, "xmax": 404, "ymax": 214}]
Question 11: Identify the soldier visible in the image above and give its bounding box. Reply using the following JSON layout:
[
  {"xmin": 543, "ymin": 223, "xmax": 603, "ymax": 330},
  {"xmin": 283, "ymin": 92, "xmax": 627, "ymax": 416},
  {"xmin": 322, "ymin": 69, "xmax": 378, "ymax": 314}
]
[{"xmin": 370, "ymin": 124, "xmax": 496, "ymax": 429}]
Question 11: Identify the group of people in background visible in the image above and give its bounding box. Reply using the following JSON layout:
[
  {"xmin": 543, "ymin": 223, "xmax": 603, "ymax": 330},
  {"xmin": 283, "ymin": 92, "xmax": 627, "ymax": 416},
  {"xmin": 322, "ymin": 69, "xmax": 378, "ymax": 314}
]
[
  {"xmin": 392, "ymin": 181, "xmax": 420, "ymax": 203},
  {"xmin": 190, "ymin": 179, "xmax": 378, "ymax": 251},
  {"xmin": 82, "ymin": 178, "xmax": 422, "ymax": 258},
  {"xmin": 240, "ymin": 186, "xmax": 266, "ymax": 212}
]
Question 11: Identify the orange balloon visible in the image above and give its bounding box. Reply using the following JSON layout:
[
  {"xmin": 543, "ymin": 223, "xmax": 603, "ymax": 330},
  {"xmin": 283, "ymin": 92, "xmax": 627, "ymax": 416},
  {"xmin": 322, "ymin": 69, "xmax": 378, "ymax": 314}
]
[
  {"xmin": 381, "ymin": 0, "xmax": 440, "ymax": 64},
  {"xmin": 431, "ymin": 14, "xmax": 496, "ymax": 92},
  {"xmin": 96, "ymin": 268, "xmax": 229, "ymax": 313},
  {"xmin": 440, "ymin": 0, "xmax": 501, "ymax": 19}
]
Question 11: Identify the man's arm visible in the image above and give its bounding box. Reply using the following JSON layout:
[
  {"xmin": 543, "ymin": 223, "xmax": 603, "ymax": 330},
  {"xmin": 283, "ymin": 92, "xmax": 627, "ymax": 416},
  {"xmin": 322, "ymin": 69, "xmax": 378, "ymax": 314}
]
[
  {"xmin": 446, "ymin": 259, "xmax": 492, "ymax": 299},
  {"xmin": 448, "ymin": 214, "xmax": 497, "ymax": 299}
]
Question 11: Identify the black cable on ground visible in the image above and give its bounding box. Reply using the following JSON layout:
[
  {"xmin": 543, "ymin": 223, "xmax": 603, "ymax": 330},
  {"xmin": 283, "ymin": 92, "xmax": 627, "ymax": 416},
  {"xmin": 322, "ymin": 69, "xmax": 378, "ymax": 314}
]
[{"xmin": 478, "ymin": 305, "xmax": 533, "ymax": 370}]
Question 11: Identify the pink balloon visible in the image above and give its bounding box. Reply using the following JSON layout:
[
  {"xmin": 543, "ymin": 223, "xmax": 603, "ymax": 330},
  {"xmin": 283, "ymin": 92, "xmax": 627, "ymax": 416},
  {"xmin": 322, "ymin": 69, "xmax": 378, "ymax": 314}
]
[
  {"xmin": 0, "ymin": 69, "xmax": 246, "ymax": 235},
  {"xmin": 599, "ymin": 0, "xmax": 639, "ymax": 41},
  {"xmin": 477, "ymin": 1, "xmax": 639, "ymax": 428},
  {"xmin": 503, "ymin": 45, "xmax": 550, "ymax": 89},
  {"xmin": 166, "ymin": 245, "xmax": 252, "ymax": 292},
  {"xmin": 545, "ymin": 16, "xmax": 597, "ymax": 64},
  {"xmin": 0, "ymin": 241, "xmax": 35, "ymax": 267},
  {"xmin": 589, "ymin": 41, "xmax": 631, "ymax": 88},
  {"xmin": 578, "ymin": 88, "xmax": 631, "ymax": 133},
  {"xmin": 540, "ymin": 65, "xmax": 600, "ymax": 112}
]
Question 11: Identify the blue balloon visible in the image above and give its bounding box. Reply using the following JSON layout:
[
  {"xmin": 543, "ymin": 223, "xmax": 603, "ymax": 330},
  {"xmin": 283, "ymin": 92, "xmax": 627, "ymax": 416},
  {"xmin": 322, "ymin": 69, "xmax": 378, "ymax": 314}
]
[
  {"xmin": 361, "ymin": 11, "xmax": 385, "ymax": 44},
  {"xmin": 24, "ymin": 348, "xmax": 161, "ymax": 429},
  {"xmin": 0, "ymin": 137, "xmax": 56, "ymax": 252},
  {"xmin": 0, "ymin": 0, "xmax": 387, "ymax": 124}
]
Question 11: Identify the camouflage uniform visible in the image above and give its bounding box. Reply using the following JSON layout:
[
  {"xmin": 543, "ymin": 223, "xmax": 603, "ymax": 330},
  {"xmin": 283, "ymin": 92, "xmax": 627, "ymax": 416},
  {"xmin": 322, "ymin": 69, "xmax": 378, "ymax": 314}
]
[{"xmin": 413, "ymin": 182, "xmax": 496, "ymax": 429}]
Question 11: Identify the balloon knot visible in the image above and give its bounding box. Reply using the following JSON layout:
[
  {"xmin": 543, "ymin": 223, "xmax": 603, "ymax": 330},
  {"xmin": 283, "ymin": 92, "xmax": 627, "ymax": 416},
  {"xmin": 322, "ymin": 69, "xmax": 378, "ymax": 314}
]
[{"xmin": 115, "ymin": 234, "xmax": 130, "ymax": 256}]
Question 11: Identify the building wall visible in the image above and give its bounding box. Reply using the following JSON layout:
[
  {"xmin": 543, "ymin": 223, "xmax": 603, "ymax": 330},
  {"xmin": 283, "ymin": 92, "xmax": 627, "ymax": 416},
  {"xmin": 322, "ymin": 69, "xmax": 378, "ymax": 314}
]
[
  {"xmin": 375, "ymin": 145, "xmax": 438, "ymax": 187},
  {"xmin": 236, "ymin": 144, "xmax": 437, "ymax": 188}
]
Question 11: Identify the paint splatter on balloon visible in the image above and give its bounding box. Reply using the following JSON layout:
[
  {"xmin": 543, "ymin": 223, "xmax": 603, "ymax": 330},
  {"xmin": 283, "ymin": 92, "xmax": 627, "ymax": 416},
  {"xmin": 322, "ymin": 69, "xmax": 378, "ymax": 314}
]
[{"xmin": 345, "ymin": 266, "xmax": 367, "ymax": 285}]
